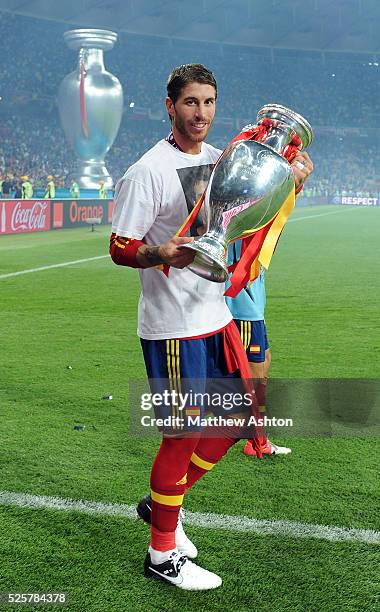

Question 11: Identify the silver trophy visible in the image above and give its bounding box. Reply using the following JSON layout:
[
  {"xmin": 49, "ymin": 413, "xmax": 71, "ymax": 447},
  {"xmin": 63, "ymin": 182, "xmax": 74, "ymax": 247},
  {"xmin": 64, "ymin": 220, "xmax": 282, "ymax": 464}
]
[
  {"xmin": 58, "ymin": 29, "xmax": 123, "ymax": 189},
  {"xmin": 184, "ymin": 104, "xmax": 313, "ymax": 282}
]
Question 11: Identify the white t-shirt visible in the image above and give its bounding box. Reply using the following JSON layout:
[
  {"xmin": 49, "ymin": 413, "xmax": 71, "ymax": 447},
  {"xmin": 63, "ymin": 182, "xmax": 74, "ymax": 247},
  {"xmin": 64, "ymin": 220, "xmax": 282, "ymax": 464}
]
[{"xmin": 112, "ymin": 139, "xmax": 232, "ymax": 340}]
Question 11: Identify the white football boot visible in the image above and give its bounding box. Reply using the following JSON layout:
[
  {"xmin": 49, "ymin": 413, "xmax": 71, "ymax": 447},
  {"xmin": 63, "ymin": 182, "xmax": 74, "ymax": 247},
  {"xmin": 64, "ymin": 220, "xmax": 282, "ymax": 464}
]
[
  {"xmin": 176, "ymin": 509, "xmax": 198, "ymax": 559},
  {"xmin": 144, "ymin": 549, "xmax": 222, "ymax": 591},
  {"xmin": 269, "ymin": 441, "xmax": 292, "ymax": 455}
]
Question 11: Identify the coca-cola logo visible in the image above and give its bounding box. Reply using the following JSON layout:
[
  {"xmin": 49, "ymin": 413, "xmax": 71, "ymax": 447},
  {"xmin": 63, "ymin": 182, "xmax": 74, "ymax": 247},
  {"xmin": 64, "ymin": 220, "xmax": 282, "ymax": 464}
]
[{"xmin": 11, "ymin": 201, "xmax": 49, "ymax": 232}]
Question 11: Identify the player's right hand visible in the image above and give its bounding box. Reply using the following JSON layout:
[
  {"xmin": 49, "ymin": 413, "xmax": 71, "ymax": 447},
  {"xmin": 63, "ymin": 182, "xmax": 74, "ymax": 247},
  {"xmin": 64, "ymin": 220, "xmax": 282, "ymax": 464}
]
[{"xmin": 158, "ymin": 236, "xmax": 196, "ymax": 268}]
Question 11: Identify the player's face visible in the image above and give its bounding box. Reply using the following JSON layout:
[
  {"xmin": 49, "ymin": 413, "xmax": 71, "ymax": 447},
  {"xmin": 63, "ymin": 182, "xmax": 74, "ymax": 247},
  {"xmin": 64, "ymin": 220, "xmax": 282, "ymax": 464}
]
[{"xmin": 166, "ymin": 82, "xmax": 216, "ymax": 147}]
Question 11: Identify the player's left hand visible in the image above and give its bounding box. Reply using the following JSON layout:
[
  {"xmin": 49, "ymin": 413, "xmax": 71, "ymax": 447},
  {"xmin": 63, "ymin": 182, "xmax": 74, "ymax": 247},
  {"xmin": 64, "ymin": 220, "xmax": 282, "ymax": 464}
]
[{"xmin": 291, "ymin": 151, "xmax": 313, "ymax": 192}]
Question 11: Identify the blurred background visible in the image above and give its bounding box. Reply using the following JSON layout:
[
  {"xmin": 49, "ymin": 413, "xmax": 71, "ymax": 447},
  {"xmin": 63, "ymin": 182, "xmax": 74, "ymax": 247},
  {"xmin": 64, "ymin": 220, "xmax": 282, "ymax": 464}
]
[{"xmin": 0, "ymin": 0, "xmax": 379, "ymax": 200}]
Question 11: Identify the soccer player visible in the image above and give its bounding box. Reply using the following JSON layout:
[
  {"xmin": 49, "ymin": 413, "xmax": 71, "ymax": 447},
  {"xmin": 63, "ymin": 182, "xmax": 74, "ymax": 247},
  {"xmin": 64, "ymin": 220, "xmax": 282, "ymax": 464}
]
[{"xmin": 110, "ymin": 64, "xmax": 313, "ymax": 591}]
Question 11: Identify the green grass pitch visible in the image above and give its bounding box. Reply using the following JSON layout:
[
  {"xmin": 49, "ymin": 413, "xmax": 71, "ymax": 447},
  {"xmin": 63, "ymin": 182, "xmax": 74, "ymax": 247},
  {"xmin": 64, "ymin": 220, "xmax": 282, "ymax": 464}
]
[{"xmin": 0, "ymin": 205, "xmax": 379, "ymax": 611}]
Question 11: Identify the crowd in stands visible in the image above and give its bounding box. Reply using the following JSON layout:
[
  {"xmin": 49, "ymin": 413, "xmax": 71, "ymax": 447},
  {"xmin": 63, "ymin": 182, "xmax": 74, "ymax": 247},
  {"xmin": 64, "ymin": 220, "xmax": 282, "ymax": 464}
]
[{"xmin": 0, "ymin": 10, "xmax": 379, "ymax": 198}]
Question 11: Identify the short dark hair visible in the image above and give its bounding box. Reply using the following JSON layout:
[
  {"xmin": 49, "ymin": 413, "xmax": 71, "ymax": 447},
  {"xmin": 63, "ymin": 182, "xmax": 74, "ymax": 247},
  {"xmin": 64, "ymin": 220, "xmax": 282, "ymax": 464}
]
[{"xmin": 166, "ymin": 63, "xmax": 217, "ymax": 103}]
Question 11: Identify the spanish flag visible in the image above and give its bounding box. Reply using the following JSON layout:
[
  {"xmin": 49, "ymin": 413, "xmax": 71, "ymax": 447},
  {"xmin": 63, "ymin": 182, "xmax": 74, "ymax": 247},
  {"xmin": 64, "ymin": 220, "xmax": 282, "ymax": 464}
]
[{"xmin": 249, "ymin": 345, "xmax": 261, "ymax": 354}]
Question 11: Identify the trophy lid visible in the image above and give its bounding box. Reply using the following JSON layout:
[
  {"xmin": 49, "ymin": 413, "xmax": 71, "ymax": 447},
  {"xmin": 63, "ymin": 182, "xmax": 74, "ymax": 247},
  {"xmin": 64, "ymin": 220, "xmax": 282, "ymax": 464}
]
[
  {"xmin": 64, "ymin": 29, "xmax": 118, "ymax": 51},
  {"xmin": 257, "ymin": 104, "xmax": 313, "ymax": 149}
]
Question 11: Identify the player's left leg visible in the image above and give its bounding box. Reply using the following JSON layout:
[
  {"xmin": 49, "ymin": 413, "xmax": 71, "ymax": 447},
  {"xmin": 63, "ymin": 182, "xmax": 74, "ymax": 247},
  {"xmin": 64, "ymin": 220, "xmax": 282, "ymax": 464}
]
[
  {"xmin": 256, "ymin": 346, "xmax": 291, "ymax": 455},
  {"xmin": 184, "ymin": 431, "xmax": 240, "ymax": 490},
  {"xmin": 242, "ymin": 323, "xmax": 291, "ymax": 457},
  {"xmin": 236, "ymin": 320, "xmax": 267, "ymax": 455},
  {"xmin": 243, "ymin": 357, "xmax": 271, "ymax": 455},
  {"xmin": 184, "ymin": 321, "xmax": 260, "ymax": 490},
  {"xmin": 138, "ymin": 433, "xmax": 240, "ymax": 529}
]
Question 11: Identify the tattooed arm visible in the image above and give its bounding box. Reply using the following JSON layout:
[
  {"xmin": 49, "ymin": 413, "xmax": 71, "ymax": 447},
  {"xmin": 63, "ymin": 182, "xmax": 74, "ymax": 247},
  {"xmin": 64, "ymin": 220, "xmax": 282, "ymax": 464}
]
[
  {"xmin": 110, "ymin": 234, "xmax": 196, "ymax": 270},
  {"xmin": 137, "ymin": 236, "xmax": 195, "ymax": 269}
]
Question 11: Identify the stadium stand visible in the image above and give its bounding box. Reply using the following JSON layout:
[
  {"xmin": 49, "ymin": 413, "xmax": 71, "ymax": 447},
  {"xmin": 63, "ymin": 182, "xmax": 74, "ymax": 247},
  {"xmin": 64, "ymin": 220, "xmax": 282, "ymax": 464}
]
[{"xmin": 0, "ymin": 11, "xmax": 379, "ymax": 197}]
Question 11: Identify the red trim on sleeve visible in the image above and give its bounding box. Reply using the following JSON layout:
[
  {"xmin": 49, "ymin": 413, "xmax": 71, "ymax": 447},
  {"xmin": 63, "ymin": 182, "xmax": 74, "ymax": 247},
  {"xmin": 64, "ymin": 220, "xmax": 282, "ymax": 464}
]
[{"xmin": 109, "ymin": 233, "xmax": 144, "ymax": 268}]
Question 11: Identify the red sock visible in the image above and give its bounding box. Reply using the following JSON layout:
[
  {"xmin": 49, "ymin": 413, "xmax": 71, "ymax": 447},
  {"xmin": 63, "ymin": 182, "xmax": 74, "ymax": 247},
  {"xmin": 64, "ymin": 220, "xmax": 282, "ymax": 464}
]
[
  {"xmin": 185, "ymin": 433, "xmax": 238, "ymax": 490},
  {"xmin": 150, "ymin": 526, "xmax": 177, "ymax": 552},
  {"xmin": 150, "ymin": 435, "xmax": 200, "ymax": 550}
]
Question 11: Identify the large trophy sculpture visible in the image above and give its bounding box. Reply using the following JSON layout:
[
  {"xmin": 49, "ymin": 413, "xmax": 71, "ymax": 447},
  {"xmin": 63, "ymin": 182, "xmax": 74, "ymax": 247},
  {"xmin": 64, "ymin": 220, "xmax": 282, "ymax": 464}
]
[
  {"xmin": 182, "ymin": 105, "xmax": 313, "ymax": 289},
  {"xmin": 58, "ymin": 29, "xmax": 123, "ymax": 189}
]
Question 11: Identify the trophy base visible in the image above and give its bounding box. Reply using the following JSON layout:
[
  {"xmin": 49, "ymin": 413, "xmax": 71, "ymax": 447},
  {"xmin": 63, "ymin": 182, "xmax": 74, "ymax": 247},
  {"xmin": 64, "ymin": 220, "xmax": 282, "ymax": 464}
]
[
  {"xmin": 183, "ymin": 238, "xmax": 228, "ymax": 283},
  {"xmin": 74, "ymin": 161, "xmax": 114, "ymax": 189}
]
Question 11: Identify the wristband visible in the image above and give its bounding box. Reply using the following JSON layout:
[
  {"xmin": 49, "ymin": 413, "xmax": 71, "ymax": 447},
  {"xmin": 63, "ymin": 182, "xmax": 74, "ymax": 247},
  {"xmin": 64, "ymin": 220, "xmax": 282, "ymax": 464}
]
[{"xmin": 109, "ymin": 233, "xmax": 144, "ymax": 268}]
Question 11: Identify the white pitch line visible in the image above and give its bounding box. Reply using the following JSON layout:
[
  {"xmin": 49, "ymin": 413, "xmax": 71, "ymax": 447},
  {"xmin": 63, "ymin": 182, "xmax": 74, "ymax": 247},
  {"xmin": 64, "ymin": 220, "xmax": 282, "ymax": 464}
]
[
  {"xmin": 0, "ymin": 255, "xmax": 108, "ymax": 280},
  {"xmin": 186, "ymin": 510, "xmax": 380, "ymax": 545},
  {"xmin": 289, "ymin": 206, "xmax": 360, "ymax": 223},
  {"xmin": 0, "ymin": 490, "xmax": 378, "ymax": 546}
]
